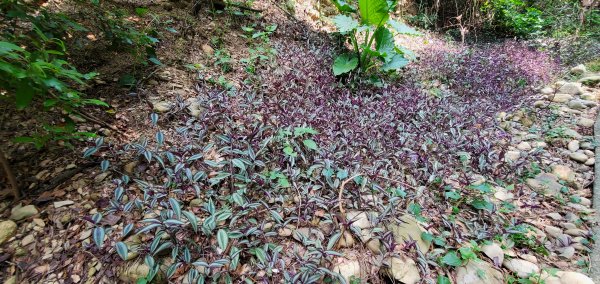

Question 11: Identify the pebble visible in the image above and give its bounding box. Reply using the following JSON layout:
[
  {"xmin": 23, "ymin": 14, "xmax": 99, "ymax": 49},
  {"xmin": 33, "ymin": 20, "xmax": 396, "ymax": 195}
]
[
  {"xmin": 0, "ymin": 220, "xmax": 17, "ymax": 245},
  {"xmin": 10, "ymin": 205, "xmax": 39, "ymax": 221},
  {"xmin": 569, "ymin": 152, "xmax": 588, "ymax": 163},
  {"xmin": 567, "ymin": 140, "xmax": 580, "ymax": 152},
  {"xmin": 556, "ymin": 271, "xmax": 594, "ymax": 284},
  {"xmin": 564, "ymin": 228, "xmax": 587, "ymax": 237},
  {"xmin": 545, "ymin": 225, "xmax": 563, "ymax": 238},
  {"xmin": 503, "ymin": 259, "xmax": 539, "ymax": 278},
  {"xmin": 54, "ymin": 200, "xmax": 75, "ymax": 208},
  {"xmin": 517, "ymin": 141, "xmax": 532, "ymax": 151},
  {"xmin": 21, "ymin": 234, "xmax": 35, "ymax": 246},
  {"xmin": 481, "ymin": 243, "xmax": 504, "ymax": 264},
  {"xmin": 551, "ymin": 165, "xmax": 575, "ymax": 182},
  {"xmin": 551, "ymin": 93, "xmax": 573, "ymax": 103},
  {"xmin": 578, "ymin": 118, "xmax": 595, "ymax": 128},
  {"xmin": 546, "ymin": 213, "xmax": 563, "ymax": 220},
  {"xmin": 558, "ymin": 82, "xmax": 583, "ymax": 95}
]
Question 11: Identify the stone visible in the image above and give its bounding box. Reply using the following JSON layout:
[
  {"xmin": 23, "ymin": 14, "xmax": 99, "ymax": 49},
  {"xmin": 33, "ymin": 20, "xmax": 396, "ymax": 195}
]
[
  {"xmin": 388, "ymin": 215, "xmax": 431, "ymax": 252},
  {"xmin": 551, "ymin": 94, "xmax": 573, "ymax": 103},
  {"xmin": 517, "ymin": 142, "xmax": 532, "ymax": 151},
  {"xmin": 124, "ymin": 161, "xmax": 138, "ymax": 174},
  {"xmin": 10, "ymin": 205, "xmax": 38, "ymax": 221},
  {"xmin": 564, "ymin": 129, "xmax": 582, "ymax": 140},
  {"xmin": 494, "ymin": 187, "xmax": 514, "ymax": 201},
  {"xmin": 3, "ymin": 276, "xmax": 16, "ymax": 284},
  {"xmin": 346, "ymin": 211, "xmax": 374, "ymax": 229},
  {"xmin": 527, "ymin": 173, "xmax": 564, "ymax": 196},
  {"xmin": 564, "ymin": 229, "xmax": 587, "ymax": 237},
  {"xmin": 545, "ymin": 225, "xmax": 564, "ymax": 238},
  {"xmin": 505, "ymin": 151, "xmax": 521, "ymax": 163},
  {"xmin": 0, "ymin": 220, "xmax": 17, "ymax": 245},
  {"xmin": 94, "ymin": 172, "xmax": 110, "ymax": 183},
  {"xmin": 119, "ymin": 261, "xmax": 165, "ymax": 283},
  {"xmin": 503, "ymin": 259, "xmax": 539, "ymax": 278},
  {"xmin": 520, "ymin": 254, "xmax": 537, "ymax": 263},
  {"xmin": 53, "ymin": 200, "xmax": 75, "ymax": 208},
  {"xmin": 567, "ymin": 140, "xmax": 580, "ymax": 152},
  {"xmin": 187, "ymin": 100, "xmax": 204, "ymax": 118},
  {"xmin": 558, "ymin": 82, "xmax": 583, "ymax": 95},
  {"xmin": 534, "ymin": 100, "xmax": 546, "ymax": 108},
  {"xmin": 333, "ymin": 259, "xmax": 362, "ymax": 283},
  {"xmin": 568, "ymin": 99, "xmax": 587, "ymax": 110},
  {"xmin": 32, "ymin": 218, "xmax": 45, "ymax": 227},
  {"xmin": 571, "ymin": 64, "xmax": 587, "ymax": 75},
  {"xmin": 540, "ymin": 87, "xmax": 554, "ymax": 95},
  {"xmin": 152, "ymin": 101, "xmax": 172, "ymax": 113},
  {"xmin": 386, "ymin": 255, "xmax": 420, "ymax": 284},
  {"xmin": 569, "ymin": 152, "xmax": 588, "ymax": 163},
  {"xmin": 278, "ymin": 227, "xmax": 293, "ymax": 237},
  {"xmin": 456, "ymin": 260, "xmax": 503, "ymax": 284},
  {"xmin": 21, "ymin": 234, "xmax": 35, "ymax": 246},
  {"xmin": 201, "ymin": 44, "xmax": 214, "ymax": 55},
  {"xmin": 551, "ymin": 165, "xmax": 575, "ymax": 183},
  {"xmin": 556, "ymin": 271, "xmax": 594, "ymax": 284},
  {"xmin": 579, "ymin": 75, "xmax": 600, "ymax": 86},
  {"xmin": 578, "ymin": 118, "xmax": 595, "ymax": 128},
  {"xmin": 557, "ymin": 246, "xmax": 576, "ymax": 259},
  {"xmin": 337, "ymin": 231, "xmax": 355, "ymax": 248},
  {"xmin": 547, "ymin": 213, "xmax": 563, "ymax": 220},
  {"xmin": 481, "ymin": 243, "xmax": 504, "ymax": 264},
  {"xmin": 585, "ymin": 158, "xmax": 595, "ymax": 166}
]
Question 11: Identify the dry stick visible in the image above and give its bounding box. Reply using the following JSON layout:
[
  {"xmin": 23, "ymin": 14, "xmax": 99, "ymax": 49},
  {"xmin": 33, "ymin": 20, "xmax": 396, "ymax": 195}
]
[
  {"xmin": 74, "ymin": 110, "xmax": 125, "ymax": 136},
  {"xmin": 337, "ymin": 174, "xmax": 362, "ymax": 218},
  {"xmin": 0, "ymin": 149, "xmax": 19, "ymax": 199}
]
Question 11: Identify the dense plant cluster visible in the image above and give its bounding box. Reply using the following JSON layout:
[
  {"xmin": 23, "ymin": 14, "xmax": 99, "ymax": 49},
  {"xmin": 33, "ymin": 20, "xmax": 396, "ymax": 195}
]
[{"xmin": 330, "ymin": 0, "xmax": 420, "ymax": 75}]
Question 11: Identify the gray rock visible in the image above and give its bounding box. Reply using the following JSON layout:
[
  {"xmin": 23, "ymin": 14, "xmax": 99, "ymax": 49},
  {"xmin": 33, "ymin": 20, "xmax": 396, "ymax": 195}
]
[
  {"xmin": 585, "ymin": 158, "xmax": 595, "ymax": 166},
  {"xmin": 333, "ymin": 259, "xmax": 362, "ymax": 284},
  {"xmin": 551, "ymin": 165, "xmax": 575, "ymax": 183},
  {"xmin": 503, "ymin": 259, "xmax": 539, "ymax": 278},
  {"xmin": 558, "ymin": 82, "xmax": 583, "ymax": 95},
  {"xmin": 505, "ymin": 151, "xmax": 521, "ymax": 163},
  {"xmin": 21, "ymin": 234, "xmax": 35, "ymax": 246},
  {"xmin": 547, "ymin": 213, "xmax": 563, "ymax": 220},
  {"xmin": 0, "ymin": 220, "xmax": 17, "ymax": 245},
  {"xmin": 517, "ymin": 142, "xmax": 532, "ymax": 151},
  {"xmin": 94, "ymin": 172, "xmax": 110, "ymax": 183},
  {"xmin": 568, "ymin": 99, "xmax": 587, "ymax": 110},
  {"xmin": 557, "ymin": 246, "xmax": 576, "ymax": 259},
  {"xmin": 579, "ymin": 75, "xmax": 600, "ymax": 86},
  {"xmin": 556, "ymin": 271, "xmax": 594, "ymax": 284},
  {"xmin": 10, "ymin": 205, "xmax": 38, "ymax": 221},
  {"xmin": 571, "ymin": 64, "xmax": 586, "ymax": 75},
  {"xmin": 385, "ymin": 255, "xmax": 420, "ymax": 284},
  {"xmin": 578, "ymin": 118, "xmax": 595, "ymax": 128},
  {"xmin": 526, "ymin": 173, "xmax": 564, "ymax": 196},
  {"xmin": 569, "ymin": 152, "xmax": 588, "ymax": 163},
  {"xmin": 545, "ymin": 225, "xmax": 564, "ymax": 238},
  {"xmin": 456, "ymin": 260, "xmax": 503, "ymax": 284},
  {"xmin": 481, "ymin": 243, "xmax": 504, "ymax": 264},
  {"xmin": 388, "ymin": 215, "xmax": 431, "ymax": 252},
  {"xmin": 53, "ymin": 200, "xmax": 75, "ymax": 208},
  {"xmin": 152, "ymin": 101, "xmax": 173, "ymax": 113},
  {"xmin": 540, "ymin": 87, "xmax": 554, "ymax": 95},
  {"xmin": 551, "ymin": 94, "xmax": 573, "ymax": 103},
  {"xmin": 567, "ymin": 140, "xmax": 580, "ymax": 152}
]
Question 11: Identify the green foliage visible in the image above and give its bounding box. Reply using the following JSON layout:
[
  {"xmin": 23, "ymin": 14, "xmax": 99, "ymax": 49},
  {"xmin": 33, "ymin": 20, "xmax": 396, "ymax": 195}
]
[
  {"xmin": 330, "ymin": 0, "xmax": 419, "ymax": 75},
  {"xmin": 0, "ymin": 0, "xmax": 107, "ymax": 148},
  {"xmin": 483, "ymin": 0, "xmax": 546, "ymax": 37}
]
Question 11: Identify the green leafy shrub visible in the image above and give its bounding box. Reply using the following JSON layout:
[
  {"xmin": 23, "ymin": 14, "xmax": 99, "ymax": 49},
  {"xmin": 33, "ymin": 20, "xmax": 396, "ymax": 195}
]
[
  {"xmin": 0, "ymin": 0, "xmax": 107, "ymax": 148},
  {"xmin": 483, "ymin": 0, "xmax": 546, "ymax": 37},
  {"xmin": 330, "ymin": 0, "xmax": 420, "ymax": 75}
]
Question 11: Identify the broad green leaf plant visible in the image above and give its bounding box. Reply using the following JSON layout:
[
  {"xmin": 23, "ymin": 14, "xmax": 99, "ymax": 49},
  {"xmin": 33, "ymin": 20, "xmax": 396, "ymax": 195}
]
[{"xmin": 331, "ymin": 0, "xmax": 420, "ymax": 75}]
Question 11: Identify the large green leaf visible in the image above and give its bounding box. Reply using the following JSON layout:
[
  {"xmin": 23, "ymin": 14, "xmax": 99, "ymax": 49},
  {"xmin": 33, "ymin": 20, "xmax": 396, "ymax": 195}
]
[
  {"xmin": 358, "ymin": 0, "xmax": 390, "ymax": 26},
  {"xmin": 381, "ymin": 53, "xmax": 409, "ymax": 71},
  {"xmin": 374, "ymin": 27, "xmax": 394, "ymax": 61},
  {"xmin": 331, "ymin": 0, "xmax": 356, "ymax": 13},
  {"xmin": 332, "ymin": 54, "xmax": 358, "ymax": 75},
  {"xmin": 388, "ymin": 19, "xmax": 421, "ymax": 35},
  {"xmin": 16, "ymin": 81, "xmax": 34, "ymax": 109},
  {"xmin": 332, "ymin": 15, "xmax": 359, "ymax": 34}
]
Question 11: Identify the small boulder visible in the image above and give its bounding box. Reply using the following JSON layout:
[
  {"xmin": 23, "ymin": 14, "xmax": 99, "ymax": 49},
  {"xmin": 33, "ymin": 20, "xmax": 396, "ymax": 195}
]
[
  {"xmin": 388, "ymin": 215, "xmax": 431, "ymax": 252},
  {"xmin": 526, "ymin": 173, "xmax": 564, "ymax": 196},
  {"xmin": 551, "ymin": 94, "xmax": 573, "ymax": 103},
  {"xmin": 570, "ymin": 64, "xmax": 586, "ymax": 75},
  {"xmin": 332, "ymin": 258, "xmax": 362, "ymax": 284},
  {"xmin": 503, "ymin": 258, "xmax": 539, "ymax": 278},
  {"xmin": 0, "ymin": 220, "xmax": 17, "ymax": 245},
  {"xmin": 558, "ymin": 82, "xmax": 583, "ymax": 95},
  {"xmin": 385, "ymin": 255, "xmax": 420, "ymax": 284},
  {"xmin": 551, "ymin": 165, "xmax": 575, "ymax": 183},
  {"xmin": 569, "ymin": 152, "xmax": 588, "ymax": 163},
  {"xmin": 567, "ymin": 140, "xmax": 580, "ymax": 152},
  {"xmin": 456, "ymin": 260, "xmax": 503, "ymax": 284},
  {"xmin": 10, "ymin": 205, "xmax": 38, "ymax": 221},
  {"xmin": 556, "ymin": 271, "xmax": 594, "ymax": 284},
  {"xmin": 152, "ymin": 101, "xmax": 173, "ymax": 113},
  {"xmin": 578, "ymin": 118, "xmax": 595, "ymax": 128},
  {"xmin": 480, "ymin": 243, "xmax": 504, "ymax": 265}
]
